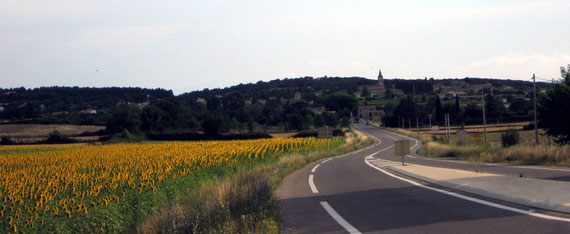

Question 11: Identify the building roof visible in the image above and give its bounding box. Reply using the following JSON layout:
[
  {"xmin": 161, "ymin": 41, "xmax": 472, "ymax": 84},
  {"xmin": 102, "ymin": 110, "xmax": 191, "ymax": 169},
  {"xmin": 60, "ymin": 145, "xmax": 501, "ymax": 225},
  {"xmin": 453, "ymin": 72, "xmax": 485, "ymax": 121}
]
[{"xmin": 358, "ymin": 105, "xmax": 376, "ymax": 110}]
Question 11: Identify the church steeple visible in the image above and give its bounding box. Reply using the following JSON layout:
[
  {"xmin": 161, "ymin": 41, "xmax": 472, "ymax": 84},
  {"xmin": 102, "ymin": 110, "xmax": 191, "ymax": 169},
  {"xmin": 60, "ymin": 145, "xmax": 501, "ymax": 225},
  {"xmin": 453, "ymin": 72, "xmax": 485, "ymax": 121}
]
[{"xmin": 378, "ymin": 69, "xmax": 384, "ymax": 86}]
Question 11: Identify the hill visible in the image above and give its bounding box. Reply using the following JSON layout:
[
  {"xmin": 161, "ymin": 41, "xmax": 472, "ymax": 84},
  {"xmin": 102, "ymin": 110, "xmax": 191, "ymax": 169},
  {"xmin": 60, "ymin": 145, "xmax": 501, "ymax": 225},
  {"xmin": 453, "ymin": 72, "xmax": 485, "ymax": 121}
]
[{"xmin": 0, "ymin": 77, "xmax": 550, "ymax": 137}]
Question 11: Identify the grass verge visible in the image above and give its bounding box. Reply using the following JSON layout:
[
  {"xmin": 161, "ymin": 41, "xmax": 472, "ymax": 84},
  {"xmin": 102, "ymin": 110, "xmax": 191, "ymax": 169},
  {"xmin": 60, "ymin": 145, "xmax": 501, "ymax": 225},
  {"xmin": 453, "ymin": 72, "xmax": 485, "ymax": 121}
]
[
  {"xmin": 138, "ymin": 127, "xmax": 373, "ymax": 233},
  {"xmin": 386, "ymin": 128, "xmax": 570, "ymax": 167}
]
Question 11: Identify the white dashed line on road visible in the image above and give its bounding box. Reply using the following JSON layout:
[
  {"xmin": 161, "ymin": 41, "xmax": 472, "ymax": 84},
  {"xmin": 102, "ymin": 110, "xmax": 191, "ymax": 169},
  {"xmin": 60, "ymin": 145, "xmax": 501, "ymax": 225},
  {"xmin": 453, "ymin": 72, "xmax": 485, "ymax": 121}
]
[
  {"xmin": 320, "ymin": 201, "xmax": 362, "ymax": 234},
  {"xmin": 311, "ymin": 164, "xmax": 320, "ymax": 173},
  {"xmin": 308, "ymin": 174, "xmax": 319, "ymax": 193}
]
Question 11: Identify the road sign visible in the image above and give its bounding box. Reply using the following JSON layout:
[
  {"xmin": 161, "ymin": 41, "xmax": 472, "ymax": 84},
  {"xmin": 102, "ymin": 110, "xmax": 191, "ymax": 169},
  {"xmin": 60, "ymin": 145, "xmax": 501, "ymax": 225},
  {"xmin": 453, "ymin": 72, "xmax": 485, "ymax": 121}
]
[
  {"xmin": 471, "ymin": 133, "xmax": 484, "ymax": 142},
  {"xmin": 317, "ymin": 127, "xmax": 332, "ymax": 139},
  {"xmin": 432, "ymin": 126, "xmax": 439, "ymax": 131},
  {"xmin": 394, "ymin": 140, "xmax": 410, "ymax": 156},
  {"xmin": 456, "ymin": 129, "xmax": 467, "ymax": 138},
  {"xmin": 395, "ymin": 140, "xmax": 410, "ymax": 166}
]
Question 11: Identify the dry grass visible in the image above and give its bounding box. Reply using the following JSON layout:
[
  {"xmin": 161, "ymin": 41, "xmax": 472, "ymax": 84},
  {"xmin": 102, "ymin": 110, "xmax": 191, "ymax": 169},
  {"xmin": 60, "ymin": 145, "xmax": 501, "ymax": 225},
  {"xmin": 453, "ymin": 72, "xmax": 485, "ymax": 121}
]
[
  {"xmin": 139, "ymin": 170, "xmax": 278, "ymax": 233},
  {"xmin": 476, "ymin": 145, "xmax": 570, "ymax": 166},
  {"xmin": 0, "ymin": 124, "xmax": 104, "ymax": 137},
  {"xmin": 269, "ymin": 133, "xmax": 298, "ymax": 138},
  {"xmin": 389, "ymin": 127, "xmax": 570, "ymax": 168},
  {"xmin": 138, "ymin": 127, "xmax": 374, "ymax": 233},
  {"xmin": 426, "ymin": 126, "xmax": 523, "ymax": 135}
]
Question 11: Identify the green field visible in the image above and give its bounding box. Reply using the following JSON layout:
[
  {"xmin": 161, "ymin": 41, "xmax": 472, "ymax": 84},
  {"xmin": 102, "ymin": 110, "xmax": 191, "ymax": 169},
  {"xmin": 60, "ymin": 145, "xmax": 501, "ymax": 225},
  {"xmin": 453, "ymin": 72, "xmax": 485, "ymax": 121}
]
[{"xmin": 360, "ymin": 99, "xmax": 399, "ymax": 106}]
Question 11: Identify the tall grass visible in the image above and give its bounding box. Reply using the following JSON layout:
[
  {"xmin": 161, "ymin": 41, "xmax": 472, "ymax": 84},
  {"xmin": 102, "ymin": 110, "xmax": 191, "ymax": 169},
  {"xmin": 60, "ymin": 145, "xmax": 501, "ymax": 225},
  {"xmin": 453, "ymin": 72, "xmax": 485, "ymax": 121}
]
[
  {"xmin": 139, "ymin": 128, "xmax": 373, "ymax": 233},
  {"xmin": 389, "ymin": 128, "xmax": 570, "ymax": 167}
]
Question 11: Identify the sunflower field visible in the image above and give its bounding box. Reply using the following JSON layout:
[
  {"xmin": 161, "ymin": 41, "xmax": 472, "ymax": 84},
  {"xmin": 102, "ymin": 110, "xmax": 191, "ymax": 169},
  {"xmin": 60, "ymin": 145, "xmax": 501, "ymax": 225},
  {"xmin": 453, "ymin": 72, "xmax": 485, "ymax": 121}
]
[{"xmin": 0, "ymin": 137, "xmax": 340, "ymax": 232}]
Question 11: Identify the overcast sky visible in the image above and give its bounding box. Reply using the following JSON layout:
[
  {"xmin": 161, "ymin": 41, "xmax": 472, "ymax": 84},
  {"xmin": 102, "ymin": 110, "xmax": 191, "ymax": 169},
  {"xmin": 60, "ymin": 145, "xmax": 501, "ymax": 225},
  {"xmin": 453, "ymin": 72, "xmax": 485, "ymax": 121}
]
[{"xmin": 1, "ymin": 0, "xmax": 569, "ymax": 94}]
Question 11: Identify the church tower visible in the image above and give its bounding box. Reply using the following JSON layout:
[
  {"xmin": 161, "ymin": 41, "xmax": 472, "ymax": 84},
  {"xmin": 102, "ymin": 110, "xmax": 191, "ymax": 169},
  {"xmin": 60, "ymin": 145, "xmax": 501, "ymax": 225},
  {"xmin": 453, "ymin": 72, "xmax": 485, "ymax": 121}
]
[{"xmin": 377, "ymin": 69, "xmax": 384, "ymax": 87}]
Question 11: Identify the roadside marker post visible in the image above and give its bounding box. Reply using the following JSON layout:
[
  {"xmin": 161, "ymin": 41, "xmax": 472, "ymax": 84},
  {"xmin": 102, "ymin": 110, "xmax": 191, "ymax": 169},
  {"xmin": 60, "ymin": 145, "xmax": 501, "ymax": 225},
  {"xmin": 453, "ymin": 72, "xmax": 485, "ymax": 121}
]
[
  {"xmin": 395, "ymin": 140, "xmax": 410, "ymax": 166},
  {"xmin": 317, "ymin": 126, "xmax": 333, "ymax": 150}
]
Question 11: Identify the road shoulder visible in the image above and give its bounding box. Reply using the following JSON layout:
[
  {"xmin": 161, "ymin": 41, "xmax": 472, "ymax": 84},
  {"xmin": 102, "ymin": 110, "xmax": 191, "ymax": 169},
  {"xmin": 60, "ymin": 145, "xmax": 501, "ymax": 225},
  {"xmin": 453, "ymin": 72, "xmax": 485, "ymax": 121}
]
[{"xmin": 368, "ymin": 158, "xmax": 570, "ymax": 214}]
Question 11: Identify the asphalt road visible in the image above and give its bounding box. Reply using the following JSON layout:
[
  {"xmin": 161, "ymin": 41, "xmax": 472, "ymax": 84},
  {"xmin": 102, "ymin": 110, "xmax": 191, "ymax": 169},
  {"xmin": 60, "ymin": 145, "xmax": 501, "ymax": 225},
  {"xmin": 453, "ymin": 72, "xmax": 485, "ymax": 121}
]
[{"xmin": 278, "ymin": 122, "xmax": 570, "ymax": 233}]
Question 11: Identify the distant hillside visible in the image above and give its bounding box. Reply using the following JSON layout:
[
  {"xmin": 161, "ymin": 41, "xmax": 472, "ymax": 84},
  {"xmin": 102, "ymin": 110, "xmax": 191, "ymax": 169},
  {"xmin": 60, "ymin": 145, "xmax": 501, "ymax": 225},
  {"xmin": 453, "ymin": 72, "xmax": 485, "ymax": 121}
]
[
  {"xmin": 0, "ymin": 77, "xmax": 550, "ymax": 133},
  {"xmin": 179, "ymin": 76, "xmax": 548, "ymax": 104},
  {"xmin": 0, "ymin": 87, "xmax": 173, "ymax": 125}
]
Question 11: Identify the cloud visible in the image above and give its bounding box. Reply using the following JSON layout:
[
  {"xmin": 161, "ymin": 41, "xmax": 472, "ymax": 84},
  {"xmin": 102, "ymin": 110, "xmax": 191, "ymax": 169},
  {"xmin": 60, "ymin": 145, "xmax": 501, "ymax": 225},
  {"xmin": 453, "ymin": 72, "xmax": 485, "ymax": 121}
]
[
  {"xmin": 70, "ymin": 24, "xmax": 181, "ymax": 48},
  {"xmin": 468, "ymin": 52, "xmax": 570, "ymax": 68},
  {"xmin": 441, "ymin": 52, "xmax": 570, "ymax": 80},
  {"xmin": 0, "ymin": 0, "xmax": 101, "ymax": 25},
  {"xmin": 308, "ymin": 59, "xmax": 331, "ymax": 67}
]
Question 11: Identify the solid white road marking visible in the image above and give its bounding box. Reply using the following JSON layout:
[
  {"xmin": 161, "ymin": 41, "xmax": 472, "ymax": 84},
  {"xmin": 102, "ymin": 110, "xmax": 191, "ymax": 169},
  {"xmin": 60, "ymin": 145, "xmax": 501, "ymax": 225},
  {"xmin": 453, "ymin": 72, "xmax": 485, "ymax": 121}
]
[
  {"xmin": 320, "ymin": 201, "xmax": 362, "ymax": 234},
  {"xmin": 506, "ymin": 165, "xmax": 570, "ymax": 172},
  {"xmin": 309, "ymin": 174, "xmax": 319, "ymax": 193},
  {"xmin": 377, "ymin": 145, "xmax": 394, "ymax": 153},
  {"xmin": 363, "ymin": 159, "xmax": 570, "ymax": 223},
  {"xmin": 311, "ymin": 164, "xmax": 320, "ymax": 173},
  {"xmin": 321, "ymin": 158, "xmax": 334, "ymax": 164},
  {"xmin": 384, "ymin": 134, "xmax": 398, "ymax": 140},
  {"xmin": 387, "ymin": 131, "xmax": 419, "ymax": 149}
]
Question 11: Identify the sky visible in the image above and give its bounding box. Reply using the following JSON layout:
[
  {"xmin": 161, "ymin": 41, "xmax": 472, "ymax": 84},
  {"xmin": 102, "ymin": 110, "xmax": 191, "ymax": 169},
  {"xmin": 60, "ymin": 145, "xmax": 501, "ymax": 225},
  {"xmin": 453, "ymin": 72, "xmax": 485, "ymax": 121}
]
[{"xmin": 1, "ymin": 0, "xmax": 569, "ymax": 94}]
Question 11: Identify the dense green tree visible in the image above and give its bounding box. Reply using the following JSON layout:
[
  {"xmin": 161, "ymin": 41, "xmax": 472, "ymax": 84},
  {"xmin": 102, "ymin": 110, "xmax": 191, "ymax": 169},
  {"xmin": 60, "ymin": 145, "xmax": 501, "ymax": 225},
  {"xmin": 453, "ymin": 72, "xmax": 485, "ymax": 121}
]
[
  {"xmin": 485, "ymin": 92, "xmax": 505, "ymax": 119},
  {"xmin": 106, "ymin": 104, "xmax": 142, "ymax": 133},
  {"xmin": 287, "ymin": 114, "xmax": 305, "ymax": 131},
  {"xmin": 383, "ymin": 102, "xmax": 396, "ymax": 114},
  {"xmin": 304, "ymin": 115, "xmax": 314, "ymax": 129},
  {"xmin": 538, "ymin": 65, "xmax": 570, "ymax": 144},
  {"xmin": 314, "ymin": 115, "xmax": 325, "ymax": 128},
  {"xmin": 341, "ymin": 116, "xmax": 351, "ymax": 127},
  {"xmin": 361, "ymin": 87, "xmax": 369, "ymax": 97},
  {"xmin": 394, "ymin": 97, "xmax": 417, "ymax": 119},
  {"xmin": 317, "ymin": 92, "xmax": 357, "ymax": 116},
  {"xmin": 140, "ymin": 105, "xmax": 166, "ymax": 132},
  {"xmin": 435, "ymin": 95, "xmax": 443, "ymax": 124},
  {"xmin": 463, "ymin": 103, "xmax": 482, "ymax": 120},
  {"xmin": 508, "ymin": 99, "xmax": 528, "ymax": 114},
  {"xmin": 454, "ymin": 95, "xmax": 461, "ymax": 114},
  {"xmin": 247, "ymin": 115, "xmax": 255, "ymax": 133},
  {"xmin": 156, "ymin": 98, "xmax": 180, "ymax": 128},
  {"xmin": 201, "ymin": 113, "xmax": 227, "ymax": 135},
  {"xmin": 322, "ymin": 112, "xmax": 339, "ymax": 127},
  {"xmin": 206, "ymin": 96, "xmax": 221, "ymax": 111},
  {"xmin": 385, "ymin": 88, "xmax": 394, "ymax": 99}
]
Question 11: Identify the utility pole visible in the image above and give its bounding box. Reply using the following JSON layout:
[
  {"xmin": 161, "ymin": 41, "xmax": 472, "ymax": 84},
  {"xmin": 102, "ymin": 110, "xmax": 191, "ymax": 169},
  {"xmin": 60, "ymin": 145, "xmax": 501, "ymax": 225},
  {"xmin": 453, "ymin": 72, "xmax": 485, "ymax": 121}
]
[
  {"xmin": 444, "ymin": 114, "xmax": 447, "ymax": 142},
  {"xmin": 416, "ymin": 117, "xmax": 419, "ymax": 133},
  {"xmin": 482, "ymin": 90, "xmax": 488, "ymax": 144},
  {"xmin": 533, "ymin": 74, "xmax": 539, "ymax": 145},
  {"xmin": 445, "ymin": 113, "xmax": 451, "ymax": 144},
  {"xmin": 428, "ymin": 114, "xmax": 432, "ymax": 129},
  {"xmin": 443, "ymin": 114, "xmax": 446, "ymax": 142}
]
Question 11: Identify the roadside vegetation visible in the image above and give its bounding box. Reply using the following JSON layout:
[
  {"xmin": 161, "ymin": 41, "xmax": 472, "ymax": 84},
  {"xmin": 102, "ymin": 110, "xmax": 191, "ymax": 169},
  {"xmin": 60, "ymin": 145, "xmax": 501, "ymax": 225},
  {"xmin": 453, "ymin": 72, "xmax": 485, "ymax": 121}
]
[
  {"xmin": 0, "ymin": 127, "xmax": 372, "ymax": 233},
  {"xmin": 389, "ymin": 127, "xmax": 570, "ymax": 167}
]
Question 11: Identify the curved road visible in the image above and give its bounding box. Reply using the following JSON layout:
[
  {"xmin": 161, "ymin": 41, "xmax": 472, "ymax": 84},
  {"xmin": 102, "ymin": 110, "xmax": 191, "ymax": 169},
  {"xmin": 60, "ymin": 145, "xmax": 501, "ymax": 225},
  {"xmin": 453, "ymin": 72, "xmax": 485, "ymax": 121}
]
[{"xmin": 278, "ymin": 122, "xmax": 570, "ymax": 233}]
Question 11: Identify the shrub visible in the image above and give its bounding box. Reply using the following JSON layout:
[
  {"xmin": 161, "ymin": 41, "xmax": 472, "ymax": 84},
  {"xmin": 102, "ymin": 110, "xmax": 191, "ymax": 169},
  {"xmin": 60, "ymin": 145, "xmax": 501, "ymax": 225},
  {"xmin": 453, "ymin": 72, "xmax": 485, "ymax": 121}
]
[
  {"xmin": 0, "ymin": 137, "xmax": 17, "ymax": 145},
  {"xmin": 440, "ymin": 150, "xmax": 459, "ymax": 157},
  {"xmin": 501, "ymin": 130, "xmax": 520, "ymax": 147},
  {"xmin": 45, "ymin": 130, "xmax": 75, "ymax": 144}
]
